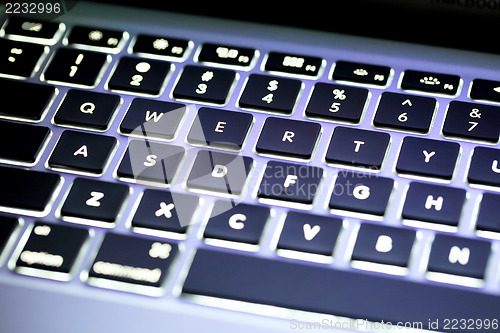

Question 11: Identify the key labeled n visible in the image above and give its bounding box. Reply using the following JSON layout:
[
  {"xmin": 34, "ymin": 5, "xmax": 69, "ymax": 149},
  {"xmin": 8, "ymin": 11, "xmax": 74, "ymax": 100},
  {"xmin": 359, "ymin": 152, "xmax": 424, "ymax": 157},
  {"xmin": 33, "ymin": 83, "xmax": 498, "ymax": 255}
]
[{"xmin": 145, "ymin": 110, "xmax": 164, "ymax": 122}]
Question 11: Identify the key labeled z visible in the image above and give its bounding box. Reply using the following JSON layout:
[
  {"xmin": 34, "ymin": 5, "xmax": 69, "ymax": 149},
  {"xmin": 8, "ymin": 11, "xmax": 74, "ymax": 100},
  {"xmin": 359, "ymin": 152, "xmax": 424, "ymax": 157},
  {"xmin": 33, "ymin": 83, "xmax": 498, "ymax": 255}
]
[{"xmin": 86, "ymin": 191, "xmax": 104, "ymax": 207}]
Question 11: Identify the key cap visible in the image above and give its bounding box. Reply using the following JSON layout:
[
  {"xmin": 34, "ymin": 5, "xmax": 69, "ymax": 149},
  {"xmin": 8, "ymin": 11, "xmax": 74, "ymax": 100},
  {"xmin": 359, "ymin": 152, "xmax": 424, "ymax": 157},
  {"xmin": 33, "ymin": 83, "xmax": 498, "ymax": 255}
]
[
  {"xmin": 476, "ymin": 193, "xmax": 500, "ymax": 233},
  {"xmin": 373, "ymin": 92, "xmax": 437, "ymax": 133},
  {"xmin": 60, "ymin": 178, "xmax": 129, "ymax": 224},
  {"xmin": 468, "ymin": 147, "xmax": 500, "ymax": 187},
  {"xmin": 0, "ymin": 78, "xmax": 55, "ymax": 121},
  {"xmin": 442, "ymin": 101, "xmax": 500, "ymax": 143},
  {"xmin": 15, "ymin": 222, "xmax": 89, "ymax": 277},
  {"xmin": 187, "ymin": 107, "xmax": 253, "ymax": 150},
  {"xmin": 3, "ymin": 17, "xmax": 63, "ymax": 43},
  {"xmin": 265, "ymin": 52, "xmax": 323, "ymax": 77},
  {"xmin": 131, "ymin": 189, "xmax": 199, "ymax": 233},
  {"xmin": 239, "ymin": 74, "xmax": 301, "ymax": 114},
  {"xmin": 183, "ymin": 248, "xmax": 500, "ymax": 332},
  {"xmin": 305, "ymin": 83, "xmax": 368, "ymax": 123},
  {"xmin": 329, "ymin": 171, "xmax": 394, "ymax": 216},
  {"xmin": 0, "ymin": 38, "xmax": 45, "ymax": 77},
  {"xmin": 172, "ymin": 65, "xmax": 235, "ymax": 104},
  {"xmin": 67, "ymin": 26, "xmax": 126, "ymax": 50},
  {"xmin": 352, "ymin": 223, "xmax": 416, "ymax": 268},
  {"xmin": 186, "ymin": 150, "xmax": 253, "ymax": 195},
  {"xmin": 107, "ymin": 57, "xmax": 171, "ymax": 95},
  {"xmin": 470, "ymin": 78, "xmax": 500, "ymax": 103},
  {"xmin": 257, "ymin": 161, "xmax": 323, "ymax": 204},
  {"xmin": 255, "ymin": 117, "xmax": 321, "ymax": 159},
  {"xmin": 325, "ymin": 126, "xmax": 390, "ymax": 170},
  {"xmin": 53, "ymin": 89, "xmax": 120, "ymax": 130},
  {"xmin": 48, "ymin": 130, "xmax": 117, "ymax": 175},
  {"xmin": 198, "ymin": 43, "xmax": 256, "ymax": 68},
  {"xmin": 402, "ymin": 182, "xmax": 466, "ymax": 228},
  {"xmin": 116, "ymin": 140, "xmax": 185, "ymax": 185},
  {"xmin": 277, "ymin": 212, "xmax": 342, "ymax": 256},
  {"xmin": 43, "ymin": 48, "xmax": 108, "ymax": 86},
  {"xmin": 0, "ymin": 215, "xmax": 18, "ymax": 256},
  {"xmin": 204, "ymin": 200, "xmax": 270, "ymax": 245},
  {"xmin": 119, "ymin": 98, "xmax": 185, "ymax": 140},
  {"xmin": 396, "ymin": 137, "xmax": 460, "ymax": 179},
  {"xmin": 88, "ymin": 233, "xmax": 177, "ymax": 289},
  {"xmin": 401, "ymin": 70, "xmax": 460, "ymax": 96},
  {"xmin": 331, "ymin": 60, "xmax": 391, "ymax": 86},
  {"xmin": 0, "ymin": 120, "xmax": 50, "ymax": 165},
  {"xmin": 0, "ymin": 166, "xmax": 60, "ymax": 215},
  {"xmin": 132, "ymin": 34, "xmax": 190, "ymax": 59},
  {"xmin": 427, "ymin": 234, "xmax": 491, "ymax": 279}
]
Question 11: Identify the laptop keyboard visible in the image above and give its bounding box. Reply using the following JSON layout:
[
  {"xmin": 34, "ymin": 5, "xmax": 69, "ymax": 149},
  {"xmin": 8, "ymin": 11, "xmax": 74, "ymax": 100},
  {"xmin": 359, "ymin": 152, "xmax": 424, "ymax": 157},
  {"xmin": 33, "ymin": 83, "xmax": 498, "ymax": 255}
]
[{"xmin": 1, "ymin": 15, "xmax": 500, "ymax": 332}]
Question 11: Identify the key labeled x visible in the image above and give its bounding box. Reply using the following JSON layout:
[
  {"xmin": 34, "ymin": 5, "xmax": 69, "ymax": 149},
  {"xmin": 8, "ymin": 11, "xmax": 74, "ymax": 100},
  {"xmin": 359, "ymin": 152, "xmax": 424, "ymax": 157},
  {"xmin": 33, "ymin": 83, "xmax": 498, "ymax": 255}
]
[{"xmin": 155, "ymin": 202, "xmax": 175, "ymax": 218}]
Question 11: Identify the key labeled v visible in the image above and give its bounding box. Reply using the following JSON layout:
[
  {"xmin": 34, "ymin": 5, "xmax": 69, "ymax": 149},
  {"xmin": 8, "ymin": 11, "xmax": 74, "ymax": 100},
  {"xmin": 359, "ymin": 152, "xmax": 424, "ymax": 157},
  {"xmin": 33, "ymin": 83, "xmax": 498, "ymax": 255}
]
[{"xmin": 303, "ymin": 224, "xmax": 321, "ymax": 241}]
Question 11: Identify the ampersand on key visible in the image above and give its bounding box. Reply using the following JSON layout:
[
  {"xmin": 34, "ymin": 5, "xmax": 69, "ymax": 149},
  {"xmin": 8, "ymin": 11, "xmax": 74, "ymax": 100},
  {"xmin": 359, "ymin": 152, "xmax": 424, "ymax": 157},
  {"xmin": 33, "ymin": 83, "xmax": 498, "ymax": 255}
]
[{"xmin": 470, "ymin": 108, "xmax": 481, "ymax": 118}]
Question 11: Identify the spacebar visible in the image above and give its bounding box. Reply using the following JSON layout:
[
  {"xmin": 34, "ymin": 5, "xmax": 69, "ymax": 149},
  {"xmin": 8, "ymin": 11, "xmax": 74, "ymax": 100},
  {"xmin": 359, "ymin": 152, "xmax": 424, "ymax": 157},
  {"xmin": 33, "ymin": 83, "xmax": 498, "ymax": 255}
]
[{"xmin": 183, "ymin": 249, "xmax": 500, "ymax": 333}]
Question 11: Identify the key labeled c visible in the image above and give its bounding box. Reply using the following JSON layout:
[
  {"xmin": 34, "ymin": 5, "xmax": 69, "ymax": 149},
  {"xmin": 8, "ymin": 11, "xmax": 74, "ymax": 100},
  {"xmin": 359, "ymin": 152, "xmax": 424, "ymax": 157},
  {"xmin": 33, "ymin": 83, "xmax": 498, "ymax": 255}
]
[
  {"xmin": 228, "ymin": 213, "xmax": 246, "ymax": 230},
  {"xmin": 80, "ymin": 102, "xmax": 95, "ymax": 114}
]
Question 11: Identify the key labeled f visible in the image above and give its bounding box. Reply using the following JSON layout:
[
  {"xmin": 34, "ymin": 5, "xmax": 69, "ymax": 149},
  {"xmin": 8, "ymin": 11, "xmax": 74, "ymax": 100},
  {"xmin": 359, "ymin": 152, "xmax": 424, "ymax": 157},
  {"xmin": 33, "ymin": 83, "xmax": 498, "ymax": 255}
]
[{"xmin": 284, "ymin": 174, "xmax": 298, "ymax": 188}]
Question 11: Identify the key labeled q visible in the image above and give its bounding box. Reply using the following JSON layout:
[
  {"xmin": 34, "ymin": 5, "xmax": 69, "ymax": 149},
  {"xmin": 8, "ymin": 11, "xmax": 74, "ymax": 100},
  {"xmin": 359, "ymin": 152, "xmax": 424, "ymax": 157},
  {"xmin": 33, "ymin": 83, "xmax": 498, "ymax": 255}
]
[{"xmin": 80, "ymin": 102, "xmax": 96, "ymax": 114}]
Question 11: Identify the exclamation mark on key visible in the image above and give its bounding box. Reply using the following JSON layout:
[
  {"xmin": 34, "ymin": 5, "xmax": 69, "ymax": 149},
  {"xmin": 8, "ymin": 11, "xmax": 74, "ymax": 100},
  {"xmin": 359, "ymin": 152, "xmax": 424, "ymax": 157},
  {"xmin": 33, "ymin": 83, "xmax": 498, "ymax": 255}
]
[{"xmin": 69, "ymin": 53, "xmax": 84, "ymax": 77}]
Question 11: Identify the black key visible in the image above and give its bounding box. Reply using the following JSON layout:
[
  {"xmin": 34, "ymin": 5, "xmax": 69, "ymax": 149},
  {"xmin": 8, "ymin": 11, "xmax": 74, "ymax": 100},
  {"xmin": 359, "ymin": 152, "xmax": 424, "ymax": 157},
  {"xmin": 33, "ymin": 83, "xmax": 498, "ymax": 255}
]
[
  {"xmin": 183, "ymin": 248, "xmax": 500, "ymax": 333},
  {"xmin": 53, "ymin": 89, "xmax": 120, "ymax": 130},
  {"xmin": 402, "ymin": 182, "xmax": 466, "ymax": 227},
  {"xmin": 198, "ymin": 43, "xmax": 255, "ymax": 68},
  {"xmin": 204, "ymin": 200, "xmax": 270, "ymax": 245},
  {"xmin": 48, "ymin": 130, "xmax": 117, "ymax": 175},
  {"xmin": 331, "ymin": 60, "xmax": 390, "ymax": 86},
  {"xmin": 0, "ymin": 120, "xmax": 50, "ymax": 164},
  {"xmin": 468, "ymin": 147, "xmax": 500, "ymax": 187},
  {"xmin": 352, "ymin": 223, "xmax": 416, "ymax": 267},
  {"xmin": 373, "ymin": 92, "xmax": 437, "ymax": 133},
  {"xmin": 187, "ymin": 107, "xmax": 253, "ymax": 150},
  {"xmin": 476, "ymin": 193, "xmax": 500, "ymax": 233},
  {"xmin": 329, "ymin": 171, "xmax": 394, "ymax": 216},
  {"xmin": 239, "ymin": 74, "xmax": 301, "ymax": 114},
  {"xmin": 401, "ymin": 70, "xmax": 460, "ymax": 96},
  {"xmin": 43, "ymin": 48, "xmax": 108, "ymax": 86},
  {"xmin": 131, "ymin": 189, "xmax": 199, "ymax": 233},
  {"xmin": 255, "ymin": 117, "xmax": 321, "ymax": 159},
  {"xmin": 0, "ymin": 39, "xmax": 45, "ymax": 77},
  {"xmin": 15, "ymin": 222, "xmax": 89, "ymax": 276},
  {"xmin": 3, "ymin": 17, "xmax": 62, "ymax": 42},
  {"xmin": 265, "ymin": 52, "xmax": 322, "ymax": 77},
  {"xmin": 396, "ymin": 137, "xmax": 460, "ymax": 179},
  {"xmin": 277, "ymin": 212, "xmax": 342, "ymax": 256},
  {"xmin": 172, "ymin": 65, "xmax": 235, "ymax": 104},
  {"xmin": 186, "ymin": 150, "xmax": 253, "ymax": 195},
  {"xmin": 305, "ymin": 83, "xmax": 368, "ymax": 123},
  {"xmin": 116, "ymin": 140, "xmax": 184, "ymax": 185},
  {"xmin": 427, "ymin": 234, "xmax": 491, "ymax": 279},
  {"xmin": 257, "ymin": 161, "xmax": 323, "ymax": 204},
  {"xmin": 0, "ymin": 215, "xmax": 18, "ymax": 255},
  {"xmin": 470, "ymin": 78, "xmax": 500, "ymax": 103},
  {"xmin": 325, "ymin": 126, "xmax": 390, "ymax": 170},
  {"xmin": 0, "ymin": 166, "xmax": 60, "ymax": 215},
  {"xmin": 443, "ymin": 101, "xmax": 500, "ymax": 143},
  {"xmin": 0, "ymin": 78, "xmax": 55, "ymax": 121},
  {"xmin": 119, "ymin": 98, "xmax": 185, "ymax": 140},
  {"xmin": 107, "ymin": 57, "xmax": 171, "ymax": 95},
  {"xmin": 132, "ymin": 34, "xmax": 190, "ymax": 59},
  {"xmin": 60, "ymin": 178, "xmax": 129, "ymax": 224},
  {"xmin": 88, "ymin": 233, "xmax": 177, "ymax": 289},
  {"xmin": 67, "ymin": 26, "xmax": 126, "ymax": 50}
]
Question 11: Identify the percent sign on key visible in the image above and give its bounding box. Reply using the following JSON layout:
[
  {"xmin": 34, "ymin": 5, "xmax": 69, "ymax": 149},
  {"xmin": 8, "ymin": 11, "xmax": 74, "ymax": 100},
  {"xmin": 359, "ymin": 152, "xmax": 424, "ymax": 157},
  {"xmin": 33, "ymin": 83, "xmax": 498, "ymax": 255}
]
[{"xmin": 333, "ymin": 89, "xmax": 346, "ymax": 100}]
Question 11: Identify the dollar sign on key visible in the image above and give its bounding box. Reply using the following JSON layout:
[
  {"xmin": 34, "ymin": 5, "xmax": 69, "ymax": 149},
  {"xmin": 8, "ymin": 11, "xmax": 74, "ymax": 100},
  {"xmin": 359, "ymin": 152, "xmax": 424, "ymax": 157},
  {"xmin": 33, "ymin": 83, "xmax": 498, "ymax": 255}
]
[{"xmin": 267, "ymin": 80, "xmax": 279, "ymax": 91}]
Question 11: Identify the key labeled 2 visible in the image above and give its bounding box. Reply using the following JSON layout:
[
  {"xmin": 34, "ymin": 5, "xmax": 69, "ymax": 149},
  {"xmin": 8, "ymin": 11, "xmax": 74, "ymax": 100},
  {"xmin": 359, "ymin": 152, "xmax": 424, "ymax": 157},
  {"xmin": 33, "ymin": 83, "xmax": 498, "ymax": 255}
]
[{"xmin": 108, "ymin": 57, "xmax": 171, "ymax": 95}]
